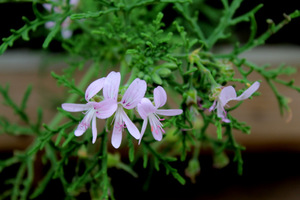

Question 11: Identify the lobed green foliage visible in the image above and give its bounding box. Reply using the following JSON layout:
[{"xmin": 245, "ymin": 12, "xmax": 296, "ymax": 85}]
[{"xmin": 0, "ymin": 0, "xmax": 300, "ymax": 199}]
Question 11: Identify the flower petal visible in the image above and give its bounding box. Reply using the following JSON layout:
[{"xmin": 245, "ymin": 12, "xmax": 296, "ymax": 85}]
[
  {"xmin": 70, "ymin": 0, "xmax": 79, "ymax": 6},
  {"xmin": 111, "ymin": 123, "xmax": 122, "ymax": 149},
  {"xmin": 45, "ymin": 21, "xmax": 55, "ymax": 29},
  {"xmin": 74, "ymin": 123, "xmax": 88, "ymax": 137},
  {"xmin": 137, "ymin": 98, "xmax": 156, "ymax": 119},
  {"xmin": 156, "ymin": 109, "xmax": 183, "ymax": 116},
  {"xmin": 89, "ymin": 99, "xmax": 117, "ymax": 119},
  {"xmin": 152, "ymin": 128, "xmax": 163, "ymax": 141},
  {"xmin": 209, "ymin": 100, "xmax": 217, "ymax": 112},
  {"xmin": 216, "ymin": 102, "xmax": 227, "ymax": 119},
  {"xmin": 235, "ymin": 81, "xmax": 260, "ymax": 101},
  {"xmin": 148, "ymin": 120, "xmax": 163, "ymax": 141},
  {"xmin": 222, "ymin": 118, "xmax": 231, "ymax": 123},
  {"xmin": 43, "ymin": 3, "xmax": 52, "ymax": 12},
  {"xmin": 74, "ymin": 109, "xmax": 95, "ymax": 137},
  {"xmin": 219, "ymin": 86, "xmax": 237, "ymax": 107},
  {"xmin": 121, "ymin": 78, "xmax": 147, "ymax": 109},
  {"xmin": 148, "ymin": 115, "xmax": 163, "ymax": 141},
  {"xmin": 121, "ymin": 109, "xmax": 140, "ymax": 139},
  {"xmin": 61, "ymin": 29, "xmax": 72, "ymax": 39},
  {"xmin": 85, "ymin": 77, "xmax": 105, "ymax": 101},
  {"xmin": 138, "ymin": 119, "xmax": 148, "ymax": 145},
  {"xmin": 62, "ymin": 103, "xmax": 89, "ymax": 112},
  {"xmin": 91, "ymin": 115, "xmax": 97, "ymax": 144},
  {"xmin": 103, "ymin": 71, "xmax": 120, "ymax": 101},
  {"xmin": 154, "ymin": 86, "xmax": 167, "ymax": 108}
]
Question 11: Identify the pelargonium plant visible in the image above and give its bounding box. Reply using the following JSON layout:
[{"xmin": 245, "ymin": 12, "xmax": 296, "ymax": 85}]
[{"xmin": 0, "ymin": 0, "xmax": 299, "ymax": 199}]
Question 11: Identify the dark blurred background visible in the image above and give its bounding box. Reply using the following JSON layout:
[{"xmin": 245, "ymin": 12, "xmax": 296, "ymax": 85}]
[
  {"xmin": 1, "ymin": 1, "xmax": 300, "ymax": 199},
  {"xmin": 1, "ymin": 0, "xmax": 300, "ymax": 49}
]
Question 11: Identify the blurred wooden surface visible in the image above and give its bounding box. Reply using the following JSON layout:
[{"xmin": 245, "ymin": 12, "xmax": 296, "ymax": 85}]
[{"xmin": 0, "ymin": 46, "xmax": 300, "ymax": 152}]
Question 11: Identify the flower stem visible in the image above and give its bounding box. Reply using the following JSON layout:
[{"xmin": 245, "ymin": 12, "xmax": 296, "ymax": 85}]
[{"xmin": 195, "ymin": 60, "xmax": 219, "ymax": 88}]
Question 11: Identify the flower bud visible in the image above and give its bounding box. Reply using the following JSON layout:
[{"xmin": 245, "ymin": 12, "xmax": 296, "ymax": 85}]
[
  {"xmin": 213, "ymin": 152, "xmax": 229, "ymax": 169},
  {"xmin": 209, "ymin": 87, "xmax": 222, "ymax": 101},
  {"xmin": 185, "ymin": 89, "xmax": 197, "ymax": 106},
  {"xmin": 157, "ymin": 68, "xmax": 171, "ymax": 78},
  {"xmin": 107, "ymin": 153, "xmax": 121, "ymax": 168},
  {"xmin": 217, "ymin": 60, "xmax": 235, "ymax": 78},
  {"xmin": 189, "ymin": 48, "xmax": 201, "ymax": 63},
  {"xmin": 157, "ymin": 62, "xmax": 178, "ymax": 70},
  {"xmin": 151, "ymin": 72, "xmax": 163, "ymax": 85},
  {"xmin": 138, "ymin": 71, "xmax": 145, "ymax": 79},
  {"xmin": 185, "ymin": 158, "xmax": 200, "ymax": 183}
]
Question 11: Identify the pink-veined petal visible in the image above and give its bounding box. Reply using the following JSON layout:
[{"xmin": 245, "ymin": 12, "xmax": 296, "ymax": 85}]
[
  {"xmin": 74, "ymin": 123, "xmax": 88, "ymax": 137},
  {"xmin": 85, "ymin": 77, "xmax": 105, "ymax": 101},
  {"xmin": 216, "ymin": 101, "xmax": 226, "ymax": 121},
  {"xmin": 209, "ymin": 100, "xmax": 217, "ymax": 112},
  {"xmin": 90, "ymin": 99, "xmax": 117, "ymax": 119},
  {"xmin": 138, "ymin": 119, "xmax": 148, "ymax": 145},
  {"xmin": 103, "ymin": 71, "xmax": 120, "ymax": 101},
  {"xmin": 154, "ymin": 86, "xmax": 167, "ymax": 108},
  {"xmin": 152, "ymin": 128, "xmax": 163, "ymax": 141},
  {"xmin": 121, "ymin": 109, "xmax": 140, "ymax": 139},
  {"xmin": 148, "ymin": 114, "xmax": 164, "ymax": 141},
  {"xmin": 137, "ymin": 98, "xmax": 156, "ymax": 119},
  {"xmin": 74, "ymin": 109, "xmax": 95, "ymax": 136},
  {"xmin": 235, "ymin": 81, "xmax": 260, "ymax": 101},
  {"xmin": 219, "ymin": 86, "xmax": 237, "ymax": 107},
  {"xmin": 91, "ymin": 115, "xmax": 97, "ymax": 144},
  {"xmin": 121, "ymin": 78, "xmax": 147, "ymax": 109},
  {"xmin": 156, "ymin": 109, "xmax": 183, "ymax": 116},
  {"xmin": 62, "ymin": 103, "xmax": 89, "ymax": 112},
  {"xmin": 111, "ymin": 122, "xmax": 122, "ymax": 149}
]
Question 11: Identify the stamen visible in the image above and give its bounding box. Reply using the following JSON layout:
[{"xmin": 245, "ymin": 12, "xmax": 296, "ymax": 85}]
[{"xmin": 161, "ymin": 128, "xmax": 165, "ymax": 133}]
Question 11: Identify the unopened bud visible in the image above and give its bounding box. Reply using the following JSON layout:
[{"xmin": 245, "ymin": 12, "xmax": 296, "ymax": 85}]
[
  {"xmin": 157, "ymin": 68, "xmax": 171, "ymax": 77},
  {"xmin": 217, "ymin": 60, "xmax": 235, "ymax": 78},
  {"xmin": 158, "ymin": 62, "xmax": 178, "ymax": 70},
  {"xmin": 185, "ymin": 158, "xmax": 200, "ymax": 183},
  {"xmin": 151, "ymin": 73, "xmax": 163, "ymax": 85},
  {"xmin": 185, "ymin": 89, "xmax": 197, "ymax": 106},
  {"xmin": 107, "ymin": 153, "xmax": 121, "ymax": 168},
  {"xmin": 213, "ymin": 152, "xmax": 229, "ymax": 169},
  {"xmin": 189, "ymin": 48, "xmax": 201, "ymax": 63}
]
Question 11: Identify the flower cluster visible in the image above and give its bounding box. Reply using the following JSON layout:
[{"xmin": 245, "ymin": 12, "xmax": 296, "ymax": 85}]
[
  {"xmin": 209, "ymin": 81, "xmax": 260, "ymax": 123},
  {"xmin": 43, "ymin": 0, "xmax": 79, "ymax": 39},
  {"xmin": 62, "ymin": 71, "xmax": 183, "ymax": 148}
]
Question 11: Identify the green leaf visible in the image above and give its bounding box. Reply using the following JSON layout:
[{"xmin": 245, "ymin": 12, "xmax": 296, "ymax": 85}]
[
  {"xmin": 70, "ymin": 8, "xmax": 119, "ymax": 20},
  {"xmin": 20, "ymin": 85, "xmax": 32, "ymax": 111}
]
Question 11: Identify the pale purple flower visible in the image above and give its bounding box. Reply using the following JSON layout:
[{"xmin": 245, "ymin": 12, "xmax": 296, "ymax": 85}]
[
  {"xmin": 137, "ymin": 86, "xmax": 183, "ymax": 143},
  {"xmin": 62, "ymin": 77, "xmax": 117, "ymax": 143},
  {"xmin": 103, "ymin": 71, "xmax": 147, "ymax": 148},
  {"xmin": 209, "ymin": 81, "xmax": 260, "ymax": 123},
  {"xmin": 43, "ymin": 0, "xmax": 79, "ymax": 39}
]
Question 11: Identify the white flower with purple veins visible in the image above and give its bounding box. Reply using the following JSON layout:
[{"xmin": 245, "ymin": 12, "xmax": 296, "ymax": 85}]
[
  {"xmin": 103, "ymin": 72, "xmax": 147, "ymax": 149},
  {"xmin": 209, "ymin": 81, "xmax": 260, "ymax": 123},
  {"xmin": 137, "ymin": 86, "xmax": 183, "ymax": 143},
  {"xmin": 62, "ymin": 77, "xmax": 117, "ymax": 143}
]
